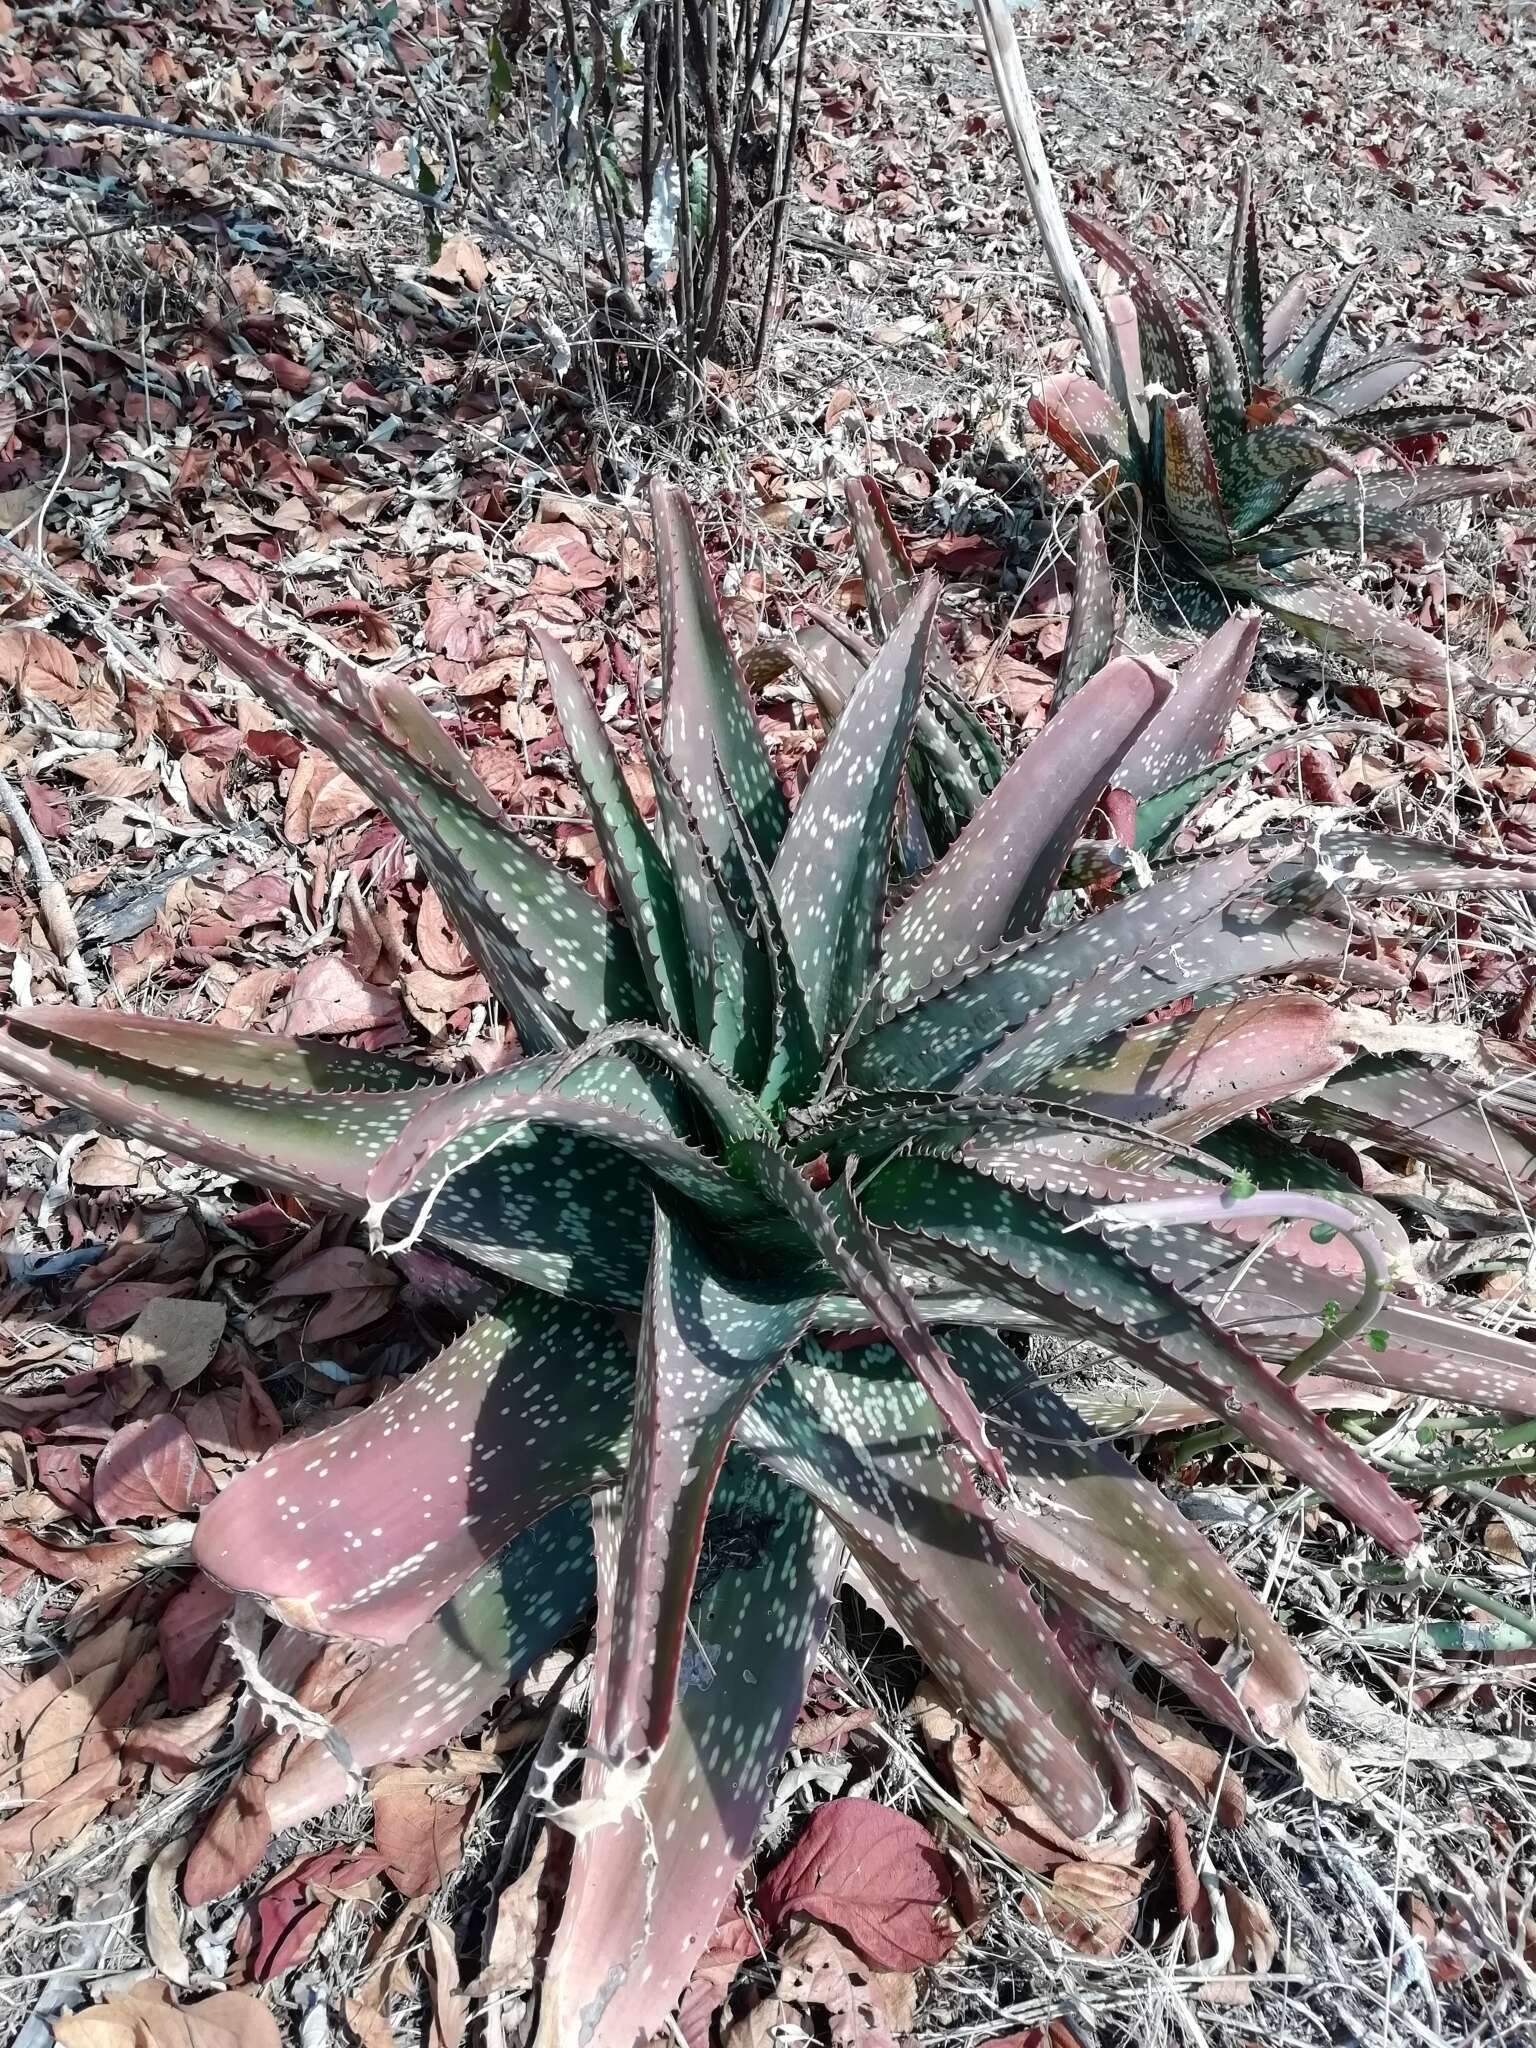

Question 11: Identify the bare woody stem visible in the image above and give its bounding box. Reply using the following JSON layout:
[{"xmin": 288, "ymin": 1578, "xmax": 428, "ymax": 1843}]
[{"xmin": 970, "ymin": 0, "xmax": 1113, "ymax": 390}]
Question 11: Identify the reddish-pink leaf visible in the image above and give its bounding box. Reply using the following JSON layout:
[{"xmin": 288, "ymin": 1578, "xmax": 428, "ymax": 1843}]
[
  {"xmin": 755, "ymin": 1799, "xmax": 966, "ymax": 1971},
  {"xmin": 93, "ymin": 1417, "xmax": 216, "ymax": 1522}
]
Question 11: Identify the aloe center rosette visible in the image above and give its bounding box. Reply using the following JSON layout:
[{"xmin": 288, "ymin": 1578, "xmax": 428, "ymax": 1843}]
[{"xmin": 8, "ymin": 479, "xmax": 1536, "ymax": 2047}]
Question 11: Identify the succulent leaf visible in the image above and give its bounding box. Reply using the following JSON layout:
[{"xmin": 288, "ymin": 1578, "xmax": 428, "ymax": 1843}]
[
  {"xmin": 1070, "ymin": 211, "xmax": 1198, "ymax": 397},
  {"xmin": 193, "ymin": 1294, "xmax": 632, "ymax": 1641},
  {"xmin": 743, "ymin": 1142, "xmax": 1006, "ymax": 1482},
  {"xmin": 537, "ymin": 1467, "xmax": 841, "ymax": 2048},
  {"xmin": 773, "ymin": 576, "xmax": 939, "ymax": 1052},
  {"xmin": 1275, "ymin": 268, "xmax": 1363, "ymax": 393},
  {"xmin": 653, "ymin": 480, "xmax": 788, "ymax": 872},
  {"xmin": 861, "ymin": 1151, "xmax": 1419, "ymax": 1552},
  {"xmin": 264, "ymin": 1501, "xmax": 598, "ymax": 1832},
  {"xmin": 596, "ymin": 1208, "xmax": 812, "ymax": 1770},
  {"xmin": 742, "ymin": 1345, "xmax": 1131, "ymax": 1836},
  {"xmin": 537, "ymin": 627, "xmax": 695, "ymax": 1035},
  {"xmin": 167, "ymin": 591, "xmax": 652, "ymax": 1052},
  {"xmin": 1117, "ymin": 610, "xmax": 1259, "ymax": 800},
  {"xmin": 943, "ymin": 1327, "xmax": 1308, "ymax": 1741},
  {"xmin": 1034, "ymin": 992, "xmax": 1359, "ymax": 1137},
  {"xmin": 881, "ymin": 655, "xmax": 1169, "ymax": 1001},
  {"xmin": 1055, "ymin": 507, "xmax": 1116, "ymax": 707},
  {"xmin": 1225, "ymin": 168, "xmax": 1266, "ymax": 379}
]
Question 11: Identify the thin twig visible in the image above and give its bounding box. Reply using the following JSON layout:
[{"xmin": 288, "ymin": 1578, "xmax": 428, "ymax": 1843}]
[
  {"xmin": 1092, "ymin": 1187, "xmax": 1391, "ymax": 1382},
  {"xmin": 0, "ymin": 102, "xmax": 440, "ymax": 213},
  {"xmin": 0, "ymin": 768, "xmax": 93, "ymax": 1006}
]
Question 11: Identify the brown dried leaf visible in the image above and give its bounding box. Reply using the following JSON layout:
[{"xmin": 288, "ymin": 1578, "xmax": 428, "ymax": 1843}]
[
  {"xmin": 119, "ymin": 1297, "xmax": 227, "ymax": 1391},
  {"xmin": 94, "ymin": 1415, "xmax": 217, "ymax": 1522},
  {"xmin": 371, "ymin": 1765, "xmax": 477, "ymax": 1898},
  {"xmin": 51, "ymin": 1979, "xmax": 280, "ymax": 2048}
]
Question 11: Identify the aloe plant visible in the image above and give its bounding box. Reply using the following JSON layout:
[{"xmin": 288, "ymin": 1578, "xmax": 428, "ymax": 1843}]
[
  {"xmin": 1032, "ymin": 172, "xmax": 1525, "ymax": 685},
  {"xmin": 8, "ymin": 478, "xmax": 1536, "ymax": 2044}
]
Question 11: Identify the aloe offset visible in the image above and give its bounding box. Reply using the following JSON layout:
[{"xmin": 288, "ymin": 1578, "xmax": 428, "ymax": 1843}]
[
  {"xmin": 1034, "ymin": 172, "xmax": 1525, "ymax": 683},
  {"xmin": 7, "ymin": 479, "xmax": 1536, "ymax": 2044}
]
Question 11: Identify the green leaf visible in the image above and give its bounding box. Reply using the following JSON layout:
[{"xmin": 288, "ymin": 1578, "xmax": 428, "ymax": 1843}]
[
  {"xmin": 362, "ymin": 1060, "xmax": 761, "ymax": 1236},
  {"xmin": 943, "ymin": 1327, "xmax": 1308, "ymax": 1742},
  {"xmin": 537, "ymin": 1465, "xmax": 841, "ymax": 2048},
  {"xmin": 167, "ymin": 591, "xmax": 651, "ymax": 1051},
  {"xmin": 595, "ymin": 1209, "xmax": 812, "ymax": 1770},
  {"xmin": 653, "ymin": 480, "xmax": 788, "ymax": 873},
  {"xmin": 1054, "ymin": 508, "xmax": 1115, "ymax": 709},
  {"xmin": 1224, "ymin": 168, "xmax": 1266, "ymax": 380},
  {"xmin": 262, "ymin": 1502, "xmax": 597, "ymax": 1832},
  {"xmin": 846, "ymin": 843, "xmax": 1276, "ymax": 1094},
  {"xmin": 742, "ymin": 1344, "xmax": 1130, "ymax": 1836},
  {"xmin": 880, "ymin": 655, "xmax": 1169, "ymax": 1002},
  {"xmin": 860, "ymin": 1151, "xmax": 1419, "ymax": 1552},
  {"xmin": 537, "ymin": 628, "xmax": 694, "ymax": 1035},
  {"xmin": 772, "ymin": 577, "xmax": 939, "ymax": 1052},
  {"xmin": 742, "ymin": 1142, "xmax": 1006, "ymax": 1481},
  {"xmin": 1275, "ymin": 268, "xmax": 1361, "ymax": 393}
]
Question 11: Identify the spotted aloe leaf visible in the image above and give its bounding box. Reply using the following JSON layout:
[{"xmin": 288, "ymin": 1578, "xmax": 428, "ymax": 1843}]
[
  {"xmin": 637, "ymin": 705, "xmax": 771, "ymax": 1087},
  {"xmin": 1178, "ymin": 281, "xmax": 1251, "ymax": 445},
  {"xmin": 1029, "ymin": 374, "xmax": 1133, "ymax": 477},
  {"xmin": 0, "ymin": 1013, "xmax": 667, "ymax": 1303},
  {"xmin": 653, "ymin": 480, "xmax": 788, "ymax": 872},
  {"xmin": 1221, "ymin": 572, "xmax": 1464, "ymax": 689},
  {"xmin": 738, "ymin": 1142, "xmax": 1000, "ymax": 1483},
  {"xmin": 773, "ymin": 576, "xmax": 939, "ymax": 1052},
  {"xmin": 1131, "ymin": 717, "xmax": 1369, "ymax": 859},
  {"xmin": 1034, "ymin": 993, "xmax": 1359, "ymax": 1138},
  {"xmin": 1309, "ymin": 344, "xmax": 1438, "ymax": 412},
  {"xmin": 1295, "ymin": 829, "xmax": 1536, "ymax": 900},
  {"xmin": 1117, "ymin": 611, "xmax": 1259, "ymax": 801},
  {"xmin": 1055, "ymin": 506, "xmax": 1115, "ymax": 707},
  {"xmin": 1260, "ymin": 464, "xmax": 1525, "ymax": 560},
  {"xmin": 1225, "ymin": 168, "xmax": 1266, "ymax": 379},
  {"xmin": 942, "ymin": 1327, "xmax": 1308, "ymax": 1742},
  {"xmin": 740, "ymin": 1345, "xmax": 1131, "ymax": 1837},
  {"xmin": 861, "ymin": 1151, "xmax": 1419, "ymax": 1553},
  {"xmin": 166, "ymin": 592, "xmax": 651, "ymax": 1052},
  {"xmin": 843, "ymin": 481, "xmax": 1003, "ymax": 791},
  {"xmin": 847, "ymin": 842, "xmax": 1290, "ymax": 1096},
  {"xmin": 1306, "ymin": 1056, "xmax": 1536, "ymax": 1203},
  {"xmin": 536, "ymin": 628, "xmax": 694, "ymax": 1036},
  {"xmin": 595, "ymin": 1207, "xmax": 813, "ymax": 1772},
  {"xmin": 262, "ymin": 1501, "xmax": 597, "ymax": 1832},
  {"xmin": 880, "ymin": 656, "xmax": 1170, "ymax": 1002},
  {"xmin": 0, "ymin": 1007, "xmax": 424, "ymax": 1207},
  {"xmin": 1275, "ymin": 268, "xmax": 1362, "ymax": 394},
  {"xmin": 362, "ymin": 1060, "xmax": 761, "ymax": 1237},
  {"xmin": 536, "ymin": 1467, "xmax": 842, "ymax": 2048},
  {"xmin": 1070, "ymin": 212, "xmax": 1197, "ymax": 397},
  {"xmin": 1158, "ymin": 398, "xmax": 1232, "ymax": 562},
  {"xmin": 192, "ymin": 1294, "xmax": 631, "ymax": 1642},
  {"xmin": 963, "ymin": 899, "xmax": 1379, "ymax": 1098}
]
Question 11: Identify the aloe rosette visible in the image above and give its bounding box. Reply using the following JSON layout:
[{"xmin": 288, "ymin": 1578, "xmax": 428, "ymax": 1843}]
[
  {"xmin": 7, "ymin": 478, "xmax": 1536, "ymax": 2043},
  {"xmin": 1032, "ymin": 171, "xmax": 1525, "ymax": 684}
]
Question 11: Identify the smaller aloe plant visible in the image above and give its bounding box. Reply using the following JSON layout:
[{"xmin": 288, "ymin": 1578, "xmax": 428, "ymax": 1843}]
[
  {"xmin": 6, "ymin": 479, "xmax": 1536, "ymax": 2044},
  {"xmin": 1032, "ymin": 172, "xmax": 1526, "ymax": 685}
]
